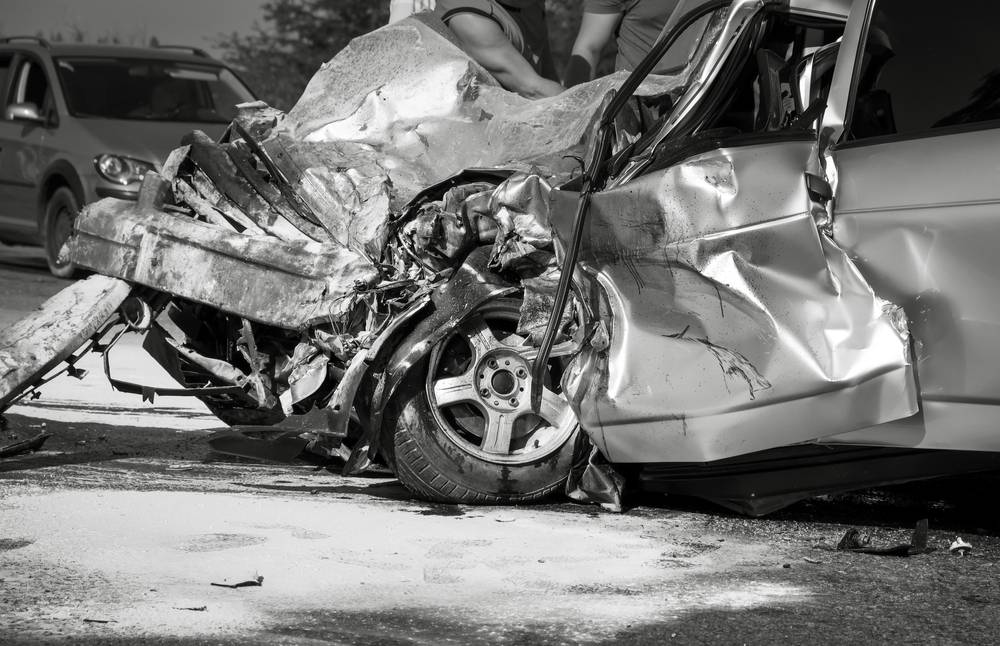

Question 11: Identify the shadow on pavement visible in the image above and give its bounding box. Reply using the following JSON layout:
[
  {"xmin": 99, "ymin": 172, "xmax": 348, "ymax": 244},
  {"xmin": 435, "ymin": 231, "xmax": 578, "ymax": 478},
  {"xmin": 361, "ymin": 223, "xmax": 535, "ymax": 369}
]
[
  {"xmin": 0, "ymin": 413, "xmax": 213, "ymax": 473},
  {"xmin": 234, "ymin": 479, "xmax": 414, "ymax": 502},
  {"xmin": 0, "ymin": 243, "xmax": 50, "ymax": 273},
  {"xmin": 629, "ymin": 470, "xmax": 1000, "ymax": 536}
]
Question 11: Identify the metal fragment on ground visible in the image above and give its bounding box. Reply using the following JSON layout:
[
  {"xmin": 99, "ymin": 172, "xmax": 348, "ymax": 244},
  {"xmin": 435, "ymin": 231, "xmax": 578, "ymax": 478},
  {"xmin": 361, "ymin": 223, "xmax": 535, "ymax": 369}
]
[
  {"xmin": 210, "ymin": 574, "xmax": 264, "ymax": 589},
  {"xmin": 0, "ymin": 432, "xmax": 52, "ymax": 458}
]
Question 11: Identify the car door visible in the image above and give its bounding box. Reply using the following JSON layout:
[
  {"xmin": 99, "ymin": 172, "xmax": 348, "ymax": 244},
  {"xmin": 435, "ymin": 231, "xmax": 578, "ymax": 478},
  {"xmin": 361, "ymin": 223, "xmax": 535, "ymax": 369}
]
[
  {"xmin": 824, "ymin": 0, "xmax": 1000, "ymax": 450},
  {"xmin": 551, "ymin": 1, "xmax": 918, "ymax": 464},
  {"xmin": 0, "ymin": 52, "xmax": 58, "ymax": 243}
]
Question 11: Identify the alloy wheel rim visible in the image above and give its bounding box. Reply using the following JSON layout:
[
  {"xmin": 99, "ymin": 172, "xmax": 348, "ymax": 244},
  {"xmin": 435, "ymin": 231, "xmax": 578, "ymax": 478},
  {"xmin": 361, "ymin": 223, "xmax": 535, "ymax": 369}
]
[{"xmin": 425, "ymin": 307, "xmax": 578, "ymax": 465}]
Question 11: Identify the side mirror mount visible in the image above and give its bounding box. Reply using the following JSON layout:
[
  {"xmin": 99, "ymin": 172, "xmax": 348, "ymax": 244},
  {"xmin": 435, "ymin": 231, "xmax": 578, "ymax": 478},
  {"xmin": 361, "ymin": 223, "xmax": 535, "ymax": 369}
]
[{"xmin": 5, "ymin": 102, "xmax": 44, "ymax": 123}]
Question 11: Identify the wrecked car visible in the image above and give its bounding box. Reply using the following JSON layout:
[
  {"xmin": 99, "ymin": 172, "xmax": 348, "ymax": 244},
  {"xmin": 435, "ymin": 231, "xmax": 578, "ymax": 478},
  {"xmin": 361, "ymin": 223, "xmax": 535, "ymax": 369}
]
[{"xmin": 3, "ymin": 0, "xmax": 1000, "ymax": 515}]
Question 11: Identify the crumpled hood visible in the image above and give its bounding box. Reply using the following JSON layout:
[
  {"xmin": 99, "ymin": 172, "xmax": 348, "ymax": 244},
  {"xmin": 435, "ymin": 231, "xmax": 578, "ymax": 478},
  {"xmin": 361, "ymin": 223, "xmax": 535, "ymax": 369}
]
[{"xmin": 280, "ymin": 14, "xmax": 688, "ymax": 207}]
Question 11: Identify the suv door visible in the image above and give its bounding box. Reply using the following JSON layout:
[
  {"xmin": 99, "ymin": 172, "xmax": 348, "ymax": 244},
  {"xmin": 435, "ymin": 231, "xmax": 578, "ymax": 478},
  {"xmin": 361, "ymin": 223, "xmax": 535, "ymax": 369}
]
[
  {"xmin": 0, "ymin": 52, "xmax": 59, "ymax": 243},
  {"xmin": 827, "ymin": 0, "xmax": 1000, "ymax": 449}
]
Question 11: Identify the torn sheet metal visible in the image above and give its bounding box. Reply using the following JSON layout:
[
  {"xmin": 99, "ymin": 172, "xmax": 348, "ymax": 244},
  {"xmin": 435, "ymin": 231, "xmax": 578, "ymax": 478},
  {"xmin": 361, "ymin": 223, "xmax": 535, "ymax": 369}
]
[
  {"xmin": 486, "ymin": 173, "xmax": 572, "ymax": 342},
  {"xmin": 284, "ymin": 15, "xmax": 691, "ymax": 196},
  {"xmin": 550, "ymin": 139, "xmax": 918, "ymax": 464},
  {"xmin": 565, "ymin": 433, "xmax": 626, "ymax": 513}
]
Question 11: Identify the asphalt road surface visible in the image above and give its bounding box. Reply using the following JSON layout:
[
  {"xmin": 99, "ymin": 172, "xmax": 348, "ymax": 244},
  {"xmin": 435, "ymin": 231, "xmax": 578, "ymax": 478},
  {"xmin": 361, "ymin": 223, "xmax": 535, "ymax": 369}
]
[{"xmin": 4, "ymin": 243, "xmax": 1000, "ymax": 645}]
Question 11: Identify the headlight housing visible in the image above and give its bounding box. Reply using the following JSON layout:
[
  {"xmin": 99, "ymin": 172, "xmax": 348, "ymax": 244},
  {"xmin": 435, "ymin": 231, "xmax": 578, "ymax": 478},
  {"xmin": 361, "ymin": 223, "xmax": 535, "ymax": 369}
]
[{"xmin": 94, "ymin": 154, "xmax": 155, "ymax": 185}]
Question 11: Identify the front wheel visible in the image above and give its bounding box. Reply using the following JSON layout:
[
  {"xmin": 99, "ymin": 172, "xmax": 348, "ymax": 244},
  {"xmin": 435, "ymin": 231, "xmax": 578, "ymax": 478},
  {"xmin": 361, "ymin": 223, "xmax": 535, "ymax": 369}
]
[
  {"xmin": 43, "ymin": 187, "xmax": 79, "ymax": 278},
  {"xmin": 387, "ymin": 298, "xmax": 579, "ymax": 504}
]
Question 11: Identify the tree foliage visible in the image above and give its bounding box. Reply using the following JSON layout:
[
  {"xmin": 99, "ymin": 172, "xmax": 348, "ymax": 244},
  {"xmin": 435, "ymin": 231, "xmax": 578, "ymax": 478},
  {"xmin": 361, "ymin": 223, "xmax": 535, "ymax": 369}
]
[
  {"xmin": 215, "ymin": 0, "xmax": 588, "ymax": 111},
  {"xmin": 0, "ymin": 25, "xmax": 155, "ymax": 46},
  {"xmin": 214, "ymin": 0, "xmax": 389, "ymax": 111}
]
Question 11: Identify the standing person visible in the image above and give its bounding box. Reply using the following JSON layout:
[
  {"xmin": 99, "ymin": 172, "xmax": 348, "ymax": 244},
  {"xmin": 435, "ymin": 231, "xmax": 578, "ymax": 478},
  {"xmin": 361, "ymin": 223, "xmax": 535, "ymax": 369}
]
[
  {"xmin": 564, "ymin": 0, "xmax": 682, "ymax": 87},
  {"xmin": 436, "ymin": 0, "xmax": 564, "ymax": 99},
  {"xmin": 389, "ymin": 0, "xmax": 437, "ymax": 23}
]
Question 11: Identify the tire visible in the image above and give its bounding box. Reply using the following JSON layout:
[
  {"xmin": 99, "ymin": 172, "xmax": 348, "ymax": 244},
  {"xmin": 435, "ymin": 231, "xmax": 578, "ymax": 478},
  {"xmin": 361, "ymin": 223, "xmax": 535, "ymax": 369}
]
[
  {"xmin": 386, "ymin": 298, "xmax": 579, "ymax": 504},
  {"xmin": 43, "ymin": 187, "xmax": 79, "ymax": 278}
]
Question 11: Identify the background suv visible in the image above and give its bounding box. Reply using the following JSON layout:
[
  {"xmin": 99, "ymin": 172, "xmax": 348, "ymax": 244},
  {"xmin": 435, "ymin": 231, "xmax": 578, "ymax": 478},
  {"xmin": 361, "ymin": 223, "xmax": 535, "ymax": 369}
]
[{"xmin": 0, "ymin": 37, "xmax": 255, "ymax": 276}]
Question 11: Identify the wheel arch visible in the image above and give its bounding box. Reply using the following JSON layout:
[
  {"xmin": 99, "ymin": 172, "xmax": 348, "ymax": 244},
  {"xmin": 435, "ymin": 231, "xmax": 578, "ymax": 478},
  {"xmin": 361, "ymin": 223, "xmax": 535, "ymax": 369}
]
[
  {"xmin": 365, "ymin": 247, "xmax": 519, "ymax": 433},
  {"xmin": 36, "ymin": 161, "xmax": 85, "ymax": 225},
  {"xmin": 338, "ymin": 245, "xmax": 520, "ymax": 473}
]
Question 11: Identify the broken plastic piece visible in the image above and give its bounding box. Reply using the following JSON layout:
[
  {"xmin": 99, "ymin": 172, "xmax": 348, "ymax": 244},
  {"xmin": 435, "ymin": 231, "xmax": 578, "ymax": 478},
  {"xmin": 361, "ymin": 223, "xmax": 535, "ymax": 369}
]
[
  {"xmin": 210, "ymin": 574, "xmax": 263, "ymax": 589},
  {"xmin": 66, "ymin": 365, "xmax": 88, "ymax": 380},
  {"xmin": 950, "ymin": 537, "xmax": 972, "ymax": 556},
  {"xmin": 207, "ymin": 431, "xmax": 310, "ymax": 464}
]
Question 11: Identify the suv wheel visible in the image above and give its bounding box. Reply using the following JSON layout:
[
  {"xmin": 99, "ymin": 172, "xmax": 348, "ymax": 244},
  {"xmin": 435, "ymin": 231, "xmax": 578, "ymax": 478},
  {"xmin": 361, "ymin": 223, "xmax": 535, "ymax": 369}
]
[{"xmin": 43, "ymin": 187, "xmax": 79, "ymax": 278}]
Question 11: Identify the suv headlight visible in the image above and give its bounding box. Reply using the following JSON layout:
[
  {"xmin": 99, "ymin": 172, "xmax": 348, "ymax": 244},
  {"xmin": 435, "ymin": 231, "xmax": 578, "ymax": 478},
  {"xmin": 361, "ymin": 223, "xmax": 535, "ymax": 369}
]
[{"xmin": 94, "ymin": 154, "xmax": 155, "ymax": 185}]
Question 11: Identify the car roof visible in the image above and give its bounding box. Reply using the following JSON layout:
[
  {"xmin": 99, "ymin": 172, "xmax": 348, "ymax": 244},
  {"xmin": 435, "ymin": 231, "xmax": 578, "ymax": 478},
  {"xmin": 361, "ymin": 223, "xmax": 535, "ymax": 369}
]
[{"xmin": 0, "ymin": 39, "xmax": 226, "ymax": 65}]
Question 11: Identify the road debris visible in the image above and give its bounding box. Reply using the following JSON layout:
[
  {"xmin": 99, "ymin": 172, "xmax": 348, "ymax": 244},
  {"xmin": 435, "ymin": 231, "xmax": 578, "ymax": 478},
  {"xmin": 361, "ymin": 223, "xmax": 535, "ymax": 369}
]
[
  {"xmin": 211, "ymin": 574, "xmax": 264, "ymax": 589},
  {"xmin": 565, "ymin": 435, "xmax": 626, "ymax": 513},
  {"xmin": 836, "ymin": 519, "xmax": 932, "ymax": 557},
  {"xmin": 207, "ymin": 430, "xmax": 339, "ymax": 465},
  {"xmin": 0, "ymin": 431, "xmax": 51, "ymax": 458},
  {"xmin": 950, "ymin": 537, "xmax": 973, "ymax": 556},
  {"xmin": 174, "ymin": 606, "xmax": 208, "ymax": 612}
]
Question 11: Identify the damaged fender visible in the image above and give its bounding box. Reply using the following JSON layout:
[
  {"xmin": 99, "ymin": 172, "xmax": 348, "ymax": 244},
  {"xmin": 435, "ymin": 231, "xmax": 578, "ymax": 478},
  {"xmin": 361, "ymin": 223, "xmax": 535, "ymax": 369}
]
[{"xmin": 345, "ymin": 246, "xmax": 519, "ymax": 473}]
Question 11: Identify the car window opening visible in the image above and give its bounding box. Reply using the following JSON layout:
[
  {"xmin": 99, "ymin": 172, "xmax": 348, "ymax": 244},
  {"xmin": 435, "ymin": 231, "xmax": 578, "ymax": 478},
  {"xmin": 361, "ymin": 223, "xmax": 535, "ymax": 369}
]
[
  {"xmin": 703, "ymin": 12, "xmax": 842, "ymax": 136},
  {"xmin": 54, "ymin": 57, "xmax": 254, "ymax": 123},
  {"xmin": 634, "ymin": 10, "xmax": 843, "ymax": 178},
  {"xmin": 847, "ymin": 0, "xmax": 1000, "ymax": 142}
]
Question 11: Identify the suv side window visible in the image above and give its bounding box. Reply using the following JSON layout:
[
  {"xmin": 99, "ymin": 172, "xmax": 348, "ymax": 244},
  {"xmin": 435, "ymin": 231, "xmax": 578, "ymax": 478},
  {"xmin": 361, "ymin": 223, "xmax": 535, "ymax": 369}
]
[
  {"xmin": 13, "ymin": 59, "xmax": 53, "ymax": 114},
  {"xmin": 0, "ymin": 54, "xmax": 12, "ymax": 103},
  {"xmin": 847, "ymin": 0, "xmax": 1000, "ymax": 141}
]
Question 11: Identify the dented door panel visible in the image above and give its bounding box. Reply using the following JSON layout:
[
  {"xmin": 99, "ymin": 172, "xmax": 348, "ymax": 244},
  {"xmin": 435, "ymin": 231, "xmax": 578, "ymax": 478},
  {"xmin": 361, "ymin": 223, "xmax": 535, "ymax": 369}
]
[
  {"xmin": 553, "ymin": 138, "xmax": 917, "ymax": 463},
  {"xmin": 831, "ymin": 129, "xmax": 1000, "ymax": 449}
]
